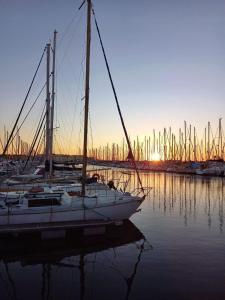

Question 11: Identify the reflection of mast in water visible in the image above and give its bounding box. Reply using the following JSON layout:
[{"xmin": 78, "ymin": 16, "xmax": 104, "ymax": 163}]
[
  {"xmin": 79, "ymin": 254, "xmax": 85, "ymax": 300},
  {"xmin": 184, "ymin": 177, "xmax": 187, "ymax": 226},
  {"xmin": 41, "ymin": 263, "xmax": 51, "ymax": 300},
  {"xmin": 157, "ymin": 174, "xmax": 161, "ymax": 202},
  {"xmin": 188, "ymin": 177, "xmax": 192, "ymax": 218},
  {"xmin": 170, "ymin": 174, "xmax": 174, "ymax": 212},
  {"xmin": 153, "ymin": 172, "xmax": 156, "ymax": 201},
  {"xmin": 77, "ymin": 238, "xmax": 150, "ymax": 300},
  {"xmin": 207, "ymin": 180, "xmax": 212, "ymax": 230},
  {"xmin": 218, "ymin": 179, "xmax": 224, "ymax": 233},
  {"xmin": 124, "ymin": 239, "xmax": 150, "ymax": 300},
  {"xmin": 152, "ymin": 173, "xmax": 156, "ymax": 211},
  {"xmin": 193, "ymin": 178, "xmax": 197, "ymax": 221},
  {"xmin": 179, "ymin": 176, "xmax": 183, "ymax": 217},
  {"xmin": 106, "ymin": 238, "xmax": 151, "ymax": 300},
  {"xmin": 156, "ymin": 173, "xmax": 160, "ymax": 211},
  {"xmin": 4, "ymin": 262, "xmax": 17, "ymax": 300},
  {"xmin": 0, "ymin": 221, "xmax": 147, "ymax": 300},
  {"xmin": 95, "ymin": 168, "xmax": 224, "ymax": 231},
  {"xmin": 163, "ymin": 173, "xmax": 166, "ymax": 214}
]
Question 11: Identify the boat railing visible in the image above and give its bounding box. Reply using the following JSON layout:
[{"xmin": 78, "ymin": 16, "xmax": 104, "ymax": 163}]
[{"xmin": 130, "ymin": 186, "xmax": 152, "ymax": 197}]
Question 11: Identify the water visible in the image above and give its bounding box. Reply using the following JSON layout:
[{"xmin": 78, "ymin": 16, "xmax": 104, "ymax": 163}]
[{"xmin": 0, "ymin": 170, "xmax": 225, "ymax": 300}]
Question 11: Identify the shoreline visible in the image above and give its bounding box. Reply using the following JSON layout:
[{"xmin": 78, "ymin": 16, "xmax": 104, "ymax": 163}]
[{"xmin": 89, "ymin": 159, "xmax": 225, "ymax": 177}]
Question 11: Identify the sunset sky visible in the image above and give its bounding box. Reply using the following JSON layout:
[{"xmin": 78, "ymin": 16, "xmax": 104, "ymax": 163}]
[{"xmin": 0, "ymin": 0, "xmax": 225, "ymax": 154}]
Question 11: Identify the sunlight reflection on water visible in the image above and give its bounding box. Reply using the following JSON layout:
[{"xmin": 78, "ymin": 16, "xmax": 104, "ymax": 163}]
[{"xmin": 0, "ymin": 170, "xmax": 224, "ymax": 300}]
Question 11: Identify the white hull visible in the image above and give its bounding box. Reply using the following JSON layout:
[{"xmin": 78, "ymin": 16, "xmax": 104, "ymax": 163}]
[{"xmin": 0, "ymin": 195, "xmax": 143, "ymax": 230}]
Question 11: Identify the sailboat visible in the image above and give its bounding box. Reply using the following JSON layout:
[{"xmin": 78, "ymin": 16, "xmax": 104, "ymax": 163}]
[{"xmin": 0, "ymin": 0, "xmax": 146, "ymax": 234}]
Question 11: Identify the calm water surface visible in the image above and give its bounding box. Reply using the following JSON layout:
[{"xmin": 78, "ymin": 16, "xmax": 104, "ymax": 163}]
[{"xmin": 0, "ymin": 170, "xmax": 225, "ymax": 300}]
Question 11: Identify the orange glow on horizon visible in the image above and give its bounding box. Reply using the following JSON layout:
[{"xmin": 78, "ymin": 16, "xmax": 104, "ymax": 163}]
[{"xmin": 151, "ymin": 152, "xmax": 161, "ymax": 161}]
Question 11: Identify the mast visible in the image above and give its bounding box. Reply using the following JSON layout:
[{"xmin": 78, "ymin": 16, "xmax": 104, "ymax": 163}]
[
  {"xmin": 163, "ymin": 128, "xmax": 166, "ymax": 161},
  {"xmin": 207, "ymin": 121, "xmax": 210, "ymax": 160},
  {"xmin": 194, "ymin": 126, "xmax": 197, "ymax": 161},
  {"xmin": 45, "ymin": 43, "xmax": 51, "ymax": 176},
  {"xmin": 171, "ymin": 133, "xmax": 174, "ymax": 160},
  {"xmin": 169, "ymin": 126, "xmax": 171, "ymax": 160},
  {"xmin": 49, "ymin": 31, "xmax": 57, "ymax": 177},
  {"xmin": 179, "ymin": 128, "xmax": 181, "ymax": 161},
  {"xmin": 219, "ymin": 118, "xmax": 222, "ymax": 159},
  {"xmin": 184, "ymin": 121, "xmax": 187, "ymax": 162},
  {"xmin": 4, "ymin": 126, "xmax": 6, "ymax": 153},
  {"xmin": 158, "ymin": 131, "xmax": 161, "ymax": 159},
  {"xmin": 81, "ymin": 0, "xmax": 92, "ymax": 196},
  {"xmin": 204, "ymin": 127, "xmax": 207, "ymax": 160},
  {"xmin": 189, "ymin": 124, "xmax": 191, "ymax": 161}
]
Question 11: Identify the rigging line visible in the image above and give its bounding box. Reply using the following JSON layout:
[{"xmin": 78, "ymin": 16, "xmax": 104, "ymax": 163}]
[
  {"xmin": 37, "ymin": 133, "xmax": 45, "ymax": 157},
  {"xmin": 4, "ymin": 263, "xmax": 18, "ymax": 300},
  {"xmin": 23, "ymin": 111, "xmax": 46, "ymax": 172},
  {"xmin": 56, "ymin": 41, "xmax": 86, "ymax": 139},
  {"xmin": 69, "ymin": 63, "xmax": 82, "ymax": 148},
  {"xmin": 57, "ymin": 1, "xmax": 83, "ymax": 49},
  {"xmin": 30, "ymin": 104, "xmax": 46, "ymax": 154},
  {"xmin": 2, "ymin": 46, "xmax": 46, "ymax": 156},
  {"xmin": 32, "ymin": 126, "xmax": 45, "ymax": 161},
  {"xmin": 57, "ymin": 9, "xmax": 85, "ymax": 70},
  {"xmin": 78, "ymin": 105, "xmax": 85, "ymax": 153},
  {"xmin": 23, "ymin": 103, "xmax": 46, "ymax": 160},
  {"xmin": 88, "ymin": 109, "xmax": 94, "ymax": 151},
  {"xmin": 92, "ymin": 7, "xmax": 144, "ymax": 194},
  {"xmin": 56, "ymin": 99, "xmax": 72, "ymax": 132},
  {"xmin": 53, "ymin": 131, "xmax": 64, "ymax": 154},
  {"xmin": 57, "ymin": 37, "xmax": 86, "ymax": 154},
  {"xmin": 68, "ymin": 56, "xmax": 86, "ymax": 148},
  {"xmin": 78, "ymin": 0, "xmax": 86, "ymax": 10},
  {"xmin": 9, "ymin": 81, "xmax": 47, "ymax": 148},
  {"xmin": 0, "ymin": 136, "xmax": 3, "ymax": 152},
  {"xmin": 25, "ymin": 98, "xmax": 46, "ymax": 149}
]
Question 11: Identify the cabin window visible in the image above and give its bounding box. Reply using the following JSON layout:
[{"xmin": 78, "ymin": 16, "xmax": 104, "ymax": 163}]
[{"xmin": 28, "ymin": 198, "xmax": 61, "ymax": 207}]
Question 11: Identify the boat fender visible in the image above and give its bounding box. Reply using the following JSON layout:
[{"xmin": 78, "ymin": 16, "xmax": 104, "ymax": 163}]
[
  {"xmin": 85, "ymin": 175, "xmax": 99, "ymax": 184},
  {"xmin": 92, "ymin": 173, "xmax": 100, "ymax": 180},
  {"xmin": 107, "ymin": 180, "xmax": 117, "ymax": 190}
]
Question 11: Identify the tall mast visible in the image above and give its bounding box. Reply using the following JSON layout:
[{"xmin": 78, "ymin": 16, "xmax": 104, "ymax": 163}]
[
  {"xmin": 163, "ymin": 128, "xmax": 166, "ymax": 161},
  {"xmin": 169, "ymin": 126, "xmax": 171, "ymax": 160},
  {"xmin": 82, "ymin": 0, "xmax": 92, "ymax": 196},
  {"xmin": 188, "ymin": 124, "xmax": 191, "ymax": 161},
  {"xmin": 184, "ymin": 121, "xmax": 187, "ymax": 162},
  {"xmin": 194, "ymin": 126, "xmax": 197, "ymax": 161},
  {"xmin": 207, "ymin": 121, "xmax": 210, "ymax": 160},
  {"xmin": 179, "ymin": 128, "xmax": 181, "ymax": 161},
  {"xmin": 219, "ymin": 118, "xmax": 222, "ymax": 159},
  {"xmin": 49, "ymin": 31, "xmax": 57, "ymax": 177},
  {"xmin": 204, "ymin": 127, "xmax": 207, "ymax": 160},
  {"xmin": 45, "ymin": 43, "xmax": 51, "ymax": 176}
]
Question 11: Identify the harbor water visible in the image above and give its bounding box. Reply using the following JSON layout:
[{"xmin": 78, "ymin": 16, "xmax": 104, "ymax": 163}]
[{"xmin": 0, "ymin": 169, "xmax": 225, "ymax": 300}]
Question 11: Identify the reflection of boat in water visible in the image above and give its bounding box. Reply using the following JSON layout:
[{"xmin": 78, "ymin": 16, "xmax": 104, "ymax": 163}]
[
  {"xmin": 0, "ymin": 220, "xmax": 145, "ymax": 262},
  {"xmin": 0, "ymin": 221, "xmax": 151, "ymax": 300}
]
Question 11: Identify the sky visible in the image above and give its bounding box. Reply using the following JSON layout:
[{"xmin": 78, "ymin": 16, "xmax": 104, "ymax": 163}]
[{"xmin": 0, "ymin": 0, "xmax": 225, "ymax": 153}]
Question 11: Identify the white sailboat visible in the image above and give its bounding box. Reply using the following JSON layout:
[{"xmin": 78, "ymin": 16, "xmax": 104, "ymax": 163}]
[{"xmin": 0, "ymin": 0, "xmax": 146, "ymax": 233}]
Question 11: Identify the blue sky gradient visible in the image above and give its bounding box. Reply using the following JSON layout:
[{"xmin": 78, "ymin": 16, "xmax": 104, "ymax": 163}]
[{"xmin": 0, "ymin": 0, "xmax": 225, "ymax": 152}]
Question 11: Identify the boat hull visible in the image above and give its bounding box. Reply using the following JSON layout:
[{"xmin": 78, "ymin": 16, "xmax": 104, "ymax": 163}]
[{"xmin": 0, "ymin": 196, "xmax": 143, "ymax": 233}]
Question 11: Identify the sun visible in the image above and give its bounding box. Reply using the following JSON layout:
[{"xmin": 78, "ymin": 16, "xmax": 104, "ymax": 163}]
[{"xmin": 151, "ymin": 152, "xmax": 161, "ymax": 161}]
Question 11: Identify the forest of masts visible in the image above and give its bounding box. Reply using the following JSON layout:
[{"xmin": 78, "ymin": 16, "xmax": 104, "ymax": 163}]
[
  {"xmin": 1, "ymin": 119, "xmax": 224, "ymax": 162},
  {"xmin": 83, "ymin": 120, "xmax": 225, "ymax": 162},
  {"xmin": 0, "ymin": 126, "xmax": 30, "ymax": 156}
]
